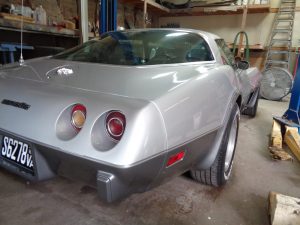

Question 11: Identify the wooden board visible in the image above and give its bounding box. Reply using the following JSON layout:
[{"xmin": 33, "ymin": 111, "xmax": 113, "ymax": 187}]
[
  {"xmin": 271, "ymin": 120, "xmax": 282, "ymax": 149},
  {"xmin": 284, "ymin": 126, "xmax": 300, "ymax": 161},
  {"xmin": 269, "ymin": 192, "xmax": 300, "ymax": 225},
  {"xmin": 0, "ymin": 13, "xmax": 34, "ymax": 24},
  {"xmin": 64, "ymin": 20, "xmax": 76, "ymax": 30},
  {"xmin": 269, "ymin": 120, "xmax": 293, "ymax": 161}
]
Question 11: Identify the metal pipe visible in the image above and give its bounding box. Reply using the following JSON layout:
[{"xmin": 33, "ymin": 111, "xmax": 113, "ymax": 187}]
[
  {"xmin": 80, "ymin": 0, "xmax": 89, "ymax": 43},
  {"xmin": 113, "ymin": 0, "xmax": 117, "ymax": 31},
  {"xmin": 100, "ymin": 0, "xmax": 106, "ymax": 34}
]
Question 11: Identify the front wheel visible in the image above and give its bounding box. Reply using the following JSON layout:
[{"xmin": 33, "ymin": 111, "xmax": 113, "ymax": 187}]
[{"xmin": 191, "ymin": 103, "xmax": 240, "ymax": 186}]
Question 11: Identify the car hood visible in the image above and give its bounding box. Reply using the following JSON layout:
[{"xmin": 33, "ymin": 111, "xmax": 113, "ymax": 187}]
[{"xmin": 0, "ymin": 57, "xmax": 216, "ymax": 101}]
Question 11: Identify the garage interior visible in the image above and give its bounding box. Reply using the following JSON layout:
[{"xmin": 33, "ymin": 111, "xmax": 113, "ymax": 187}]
[{"xmin": 0, "ymin": 0, "xmax": 300, "ymax": 225}]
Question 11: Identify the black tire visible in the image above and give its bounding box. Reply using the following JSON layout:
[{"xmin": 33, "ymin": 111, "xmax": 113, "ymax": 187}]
[
  {"xmin": 190, "ymin": 103, "xmax": 240, "ymax": 187},
  {"xmin": 243, "ymin": 89, "xmax": 259, "ymax": 117}
]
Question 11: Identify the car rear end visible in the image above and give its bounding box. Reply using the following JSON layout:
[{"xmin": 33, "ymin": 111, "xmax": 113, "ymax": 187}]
[
  {"xmin": 0, "ymin": 28, "xmax": 229, "ymax": 202},
  {"xmin": 0, "ymin": 64, "xmax": 170, "ymax": 202}
]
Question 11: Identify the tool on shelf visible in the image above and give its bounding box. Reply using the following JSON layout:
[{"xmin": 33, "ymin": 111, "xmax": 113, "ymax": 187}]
[{"xmin": 232, "ymin": 31, "xmax": 250, "ymax": 62}]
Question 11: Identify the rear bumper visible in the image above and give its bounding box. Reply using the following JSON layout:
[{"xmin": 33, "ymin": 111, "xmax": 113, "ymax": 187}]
[
  {"xmin": 0, "ymin": 127, "xmax": 219, "ymax": 202},
  {"xmin": 0, "ymin": 130, "xmax": 166, "ymax": 202}
]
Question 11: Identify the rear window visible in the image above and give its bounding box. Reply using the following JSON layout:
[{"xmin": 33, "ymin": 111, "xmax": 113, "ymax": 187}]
[{"xmin": 53, "ymin": 30, "xmax": 214, "ymax": 65}]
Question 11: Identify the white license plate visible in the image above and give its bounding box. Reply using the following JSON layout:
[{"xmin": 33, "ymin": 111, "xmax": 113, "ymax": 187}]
[{"xmin": 1, "ymin": 136, "xmax": 34, "ymax": 175}]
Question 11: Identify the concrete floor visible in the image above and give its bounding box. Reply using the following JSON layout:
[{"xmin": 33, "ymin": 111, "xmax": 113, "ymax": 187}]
[{"xmin": 1, "ymin": 98, "xmax": 300, "ymax": 225}]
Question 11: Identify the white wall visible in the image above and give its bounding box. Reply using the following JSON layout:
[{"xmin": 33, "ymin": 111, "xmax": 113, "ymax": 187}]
[{"xmin": 159, "ymin": 1, "xmax": 300, "ymax": 47}]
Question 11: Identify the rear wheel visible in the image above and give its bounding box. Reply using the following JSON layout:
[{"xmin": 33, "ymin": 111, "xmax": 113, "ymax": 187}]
[{"xmin": 191, "ymin": 103, "xmax": 240, "ymax": 186}]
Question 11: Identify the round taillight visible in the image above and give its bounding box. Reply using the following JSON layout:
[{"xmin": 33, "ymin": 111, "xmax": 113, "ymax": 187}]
[
  {"xmin": 71, "ymin": 104, "xmax": 86, "ymax": 131},
  {"xmin": 106, "ymin": 111, "xmax": 126, "ymax": 141}
]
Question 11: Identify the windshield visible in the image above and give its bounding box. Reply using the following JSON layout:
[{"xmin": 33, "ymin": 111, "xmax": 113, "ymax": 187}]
[{"xmin": 53, "ymin": 30, "xmax": 214, "ymax": 65}]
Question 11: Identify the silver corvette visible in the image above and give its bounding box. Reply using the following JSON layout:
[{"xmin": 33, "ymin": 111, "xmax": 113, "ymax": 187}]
[{"xmin": 0, "ymin": 29, "xmax": 261, "ymax": 202}]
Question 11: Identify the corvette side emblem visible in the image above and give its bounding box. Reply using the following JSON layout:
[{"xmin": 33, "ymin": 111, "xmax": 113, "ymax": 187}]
[{"xmin": 1, "ymin": 99, "xmax": 30, "ymax": 110}]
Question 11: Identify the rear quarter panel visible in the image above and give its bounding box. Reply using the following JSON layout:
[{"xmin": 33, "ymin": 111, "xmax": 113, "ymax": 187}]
[{"xmin": 153, "ymin": 64, "xmax": 238, "ymax": 149}]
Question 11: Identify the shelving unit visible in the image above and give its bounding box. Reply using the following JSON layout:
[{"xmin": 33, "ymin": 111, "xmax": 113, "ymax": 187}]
[
  {"xmin": 119, "ymin": 0, "xmax": 298, "ymax": 55},
  {"xmin": 119, "ymin": 0, "xmax": 170, "ymax": 28},
  {"xmin": 120, "ymin": 0, "xmax": 271, "ymax": 16},
  {"xmin": 120, "ymin": 0, "xmax": 271, "ymax": 29}
]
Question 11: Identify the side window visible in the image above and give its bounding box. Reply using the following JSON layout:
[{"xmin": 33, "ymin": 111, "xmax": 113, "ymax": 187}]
[
  {"xmin": 215, "ymin": 39, "xmax": 235, "ymax": 67},
  {"xmin": 186, "ymin": 39, "xmax": 214, "ymax": 62}
]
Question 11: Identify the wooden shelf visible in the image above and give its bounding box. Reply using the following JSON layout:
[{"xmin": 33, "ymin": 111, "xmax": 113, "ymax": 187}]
[
  {"xmin": 120, "ymin": 1, "xmax": 272, "ymax": 15},
  {"xmin": 227, "ymin": 45, "xmax": 300, "ymax": 52},
  {"xmin": 0, "ymin": 18, "xmax": 79, "ymax": 37},
  {"xmin": 160, "ymin": 4, "xmax": 270, "ymax": 17},
  {"xmin": 228, "ymin": 43, "xmax": 265, "ymax": 51},
  {"xmin": 270, "ymin": 6, "xmax": 300, "ymax": 13},
  {"xmin": 119, "ymin": 0, "xmax": 170, "ymax": 13}
]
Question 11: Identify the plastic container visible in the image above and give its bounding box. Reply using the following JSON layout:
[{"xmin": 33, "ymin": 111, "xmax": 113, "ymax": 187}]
[{"xmin": 34, "ymin": 5, "xmax": 47, "ymax": 25}]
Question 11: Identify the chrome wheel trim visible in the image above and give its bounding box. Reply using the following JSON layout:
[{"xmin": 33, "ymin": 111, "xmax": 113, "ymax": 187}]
[{"xmin": 224, "ymin": 114, "xmax": 238, "ymax": 180}]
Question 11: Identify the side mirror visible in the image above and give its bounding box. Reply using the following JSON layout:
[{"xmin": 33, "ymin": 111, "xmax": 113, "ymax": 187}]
[{"xmin": 236, "ymin": 60, "xmax": 250, "ymax": 70}]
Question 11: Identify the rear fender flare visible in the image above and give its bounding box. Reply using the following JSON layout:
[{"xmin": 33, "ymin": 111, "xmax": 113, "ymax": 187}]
[{"xmin": 194, "ymin": 91, "xmax": 240, "ymax": 170}]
